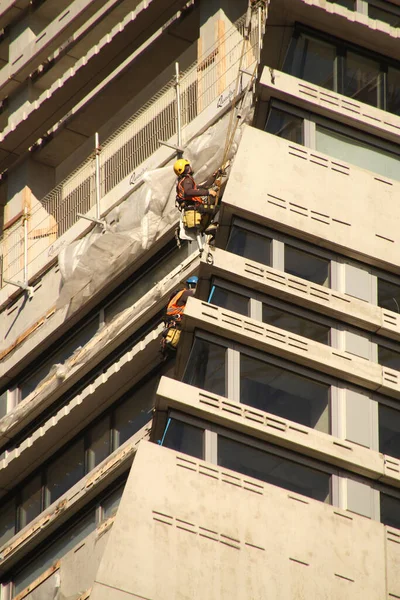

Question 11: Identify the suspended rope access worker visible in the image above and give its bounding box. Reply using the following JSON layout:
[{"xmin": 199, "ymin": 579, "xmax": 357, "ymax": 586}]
[
  {"xmin": 161, "ymin": 276, "xmax": 198, "ymax": 354},
  {"xmin": 174, "ymin": 159, "xmax": 218, "ymax": 235}
]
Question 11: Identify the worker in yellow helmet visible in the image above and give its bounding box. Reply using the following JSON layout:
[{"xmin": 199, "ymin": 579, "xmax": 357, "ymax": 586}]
[{"xmin": 173, "ymin": 158, "xmax": 218, "ymax": 234}]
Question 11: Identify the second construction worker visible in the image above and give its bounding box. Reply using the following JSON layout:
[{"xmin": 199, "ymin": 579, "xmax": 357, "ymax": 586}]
[
  {"xmin": 174, "ymin": 159, "xmax": 218, "ymax": 235},
  {"xmin": 161, "ymin": 275, "xmax": 198, "ymax": 354}
]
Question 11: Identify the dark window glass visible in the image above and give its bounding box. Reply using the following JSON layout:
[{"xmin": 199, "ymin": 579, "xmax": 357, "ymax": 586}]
[
  {"xmin": 368, "ymin": 3, "xmax": 400, "ymax": 27},
  {"xmin": 381, "ymin": 493, "xmax": 400, "ymax": 530},
  {"xmin": 226, "ymin": 225, "xmax": 272, "ymax": 267},
  {"xmin": 114, "ymin": 379, "xmax": 156, "ymax": 447},
  {"xmin": 218, "ymin": 436, "xmax": 330, "ymax": 502},
  {"xmin": 265, "ymin": 107, "xmax": 304, "ymax": 144},
  {"xmin": 379, "ymin": 404, "xmax": 400, "ymax": 459},
  {"xmin": 0, "ymin": 390, "xmax": 7, "ymax": 419},
  {"xmin": 20, "ymin": 319, "xmax": 99, "ymax": 400},
  {"xmin": 102, "ymin": 484, "xmax": 125, "ymax": 521},
  {"xmin": 262, "ymin": 303, "xmax": 330, "ymax": 344},
  {"xmin": 183, "ymin": 338, "xmax": 226, "ymax": 396},
  {"xmin": 19, "ymin": 475, "xmax": 42, "ymax": 530},
  {"xmin": 378, "ymin": 345, "xmax": 400, "ymax": 371},
  {"xmin": 0, "ymin": 499, "xmax": 15, "ymax": 547},
  {"xmin": 285, "ymin": 245, "xmax": 330, "ymax": 287},
  {"xmin": 283, "ymin": 33, "xmax": 336, "ymax": 90},
  {"xmin": 378, "ymin": 278, "xmax": 400, "ymax": 313},
  {"xmin": 210, "ymin": 286, "xmax": 249, "ymax": 316},
  {"xmin": 240, "ymin": 354, "xmax": 330, "ymax": 432},
  {"xmin": 344, "ymin": 51, "xmax": 381, "ymax": 108},
  {"xmin": 327, "ymin": 0, "xmax": 354, "ymax": 8},
  {"xmin": 46, "ymin": 439, "xmax": 85, "ymax": 505},
  {"xmin": 87, "ymin": 416, "xmax": 111, "ymax": 471},
  {"xmin": 387, "ymin": 67, "xmax": 400, "ymax": 116},
  {"xmin": 162, "ymin": 419, "xmax": 204, "ymax": 459}
]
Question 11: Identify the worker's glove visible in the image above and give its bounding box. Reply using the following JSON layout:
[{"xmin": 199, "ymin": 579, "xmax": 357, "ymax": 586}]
[{"xmin": 208, "ymin": 189, "xmax": 217, "ymax": 197}]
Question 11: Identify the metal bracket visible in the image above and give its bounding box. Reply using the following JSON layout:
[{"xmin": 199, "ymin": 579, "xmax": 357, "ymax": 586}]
[
  {"xmin": 3, "ymin": 278, "xmax": 34, "ymax": 298},
  {"xmin": 77, "ymin": 213, "xmax": 106, "ymax": 229},
  {"xmin": 158, "ymin": 139, "xmax": 185, "ymax": 154}
]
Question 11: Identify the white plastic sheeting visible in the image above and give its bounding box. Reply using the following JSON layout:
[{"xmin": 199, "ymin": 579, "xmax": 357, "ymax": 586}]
[{"xmin": 57, "ymin": 107, "xmax": 251, "ymax": 312}]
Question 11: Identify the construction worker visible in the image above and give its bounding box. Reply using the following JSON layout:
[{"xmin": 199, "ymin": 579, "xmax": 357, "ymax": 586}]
[
  {"xmin": 161, "ymin": 276, "xmax": 198, "ymax": 354},
  {"xmin": 174, "ymin": 159, "xmax": 218, "ymax": 234}
]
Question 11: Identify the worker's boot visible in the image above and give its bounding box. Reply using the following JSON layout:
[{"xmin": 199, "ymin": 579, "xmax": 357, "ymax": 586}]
[{"xmin": 204, "ymin": 223, "xmax": 218, "ymax": 235}]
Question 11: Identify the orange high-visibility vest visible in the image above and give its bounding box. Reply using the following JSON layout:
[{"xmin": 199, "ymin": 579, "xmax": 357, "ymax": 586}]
[
  {"xmin": 166, "ymin": 289, "xmax": 187, "ymax": 317},
  {"xmin": 176, "ymin": 175, "xmax": 204, "ymax": 204}
]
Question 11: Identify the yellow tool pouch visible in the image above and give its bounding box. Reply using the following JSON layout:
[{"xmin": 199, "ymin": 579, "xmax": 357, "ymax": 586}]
[
  {"xmin": 183, "ymin": 209, "xmax": 201, "ymax": 229},
  {"xmin": 165, "ymin": 327, "xmax": 181, "ymax": 348}
]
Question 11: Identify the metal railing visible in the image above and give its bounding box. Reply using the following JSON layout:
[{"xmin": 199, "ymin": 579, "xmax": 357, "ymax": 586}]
[{"xmin": 0, "ymin": 10, "xmax": 261, "ymax": 288}]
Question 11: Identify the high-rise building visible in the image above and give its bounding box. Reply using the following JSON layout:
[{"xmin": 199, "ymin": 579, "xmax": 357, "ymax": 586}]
[{"xmin": 0, "ymin": 0, "xmax": 400, "ymax": 598}]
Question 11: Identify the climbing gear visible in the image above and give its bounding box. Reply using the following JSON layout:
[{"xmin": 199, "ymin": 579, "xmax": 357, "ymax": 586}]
[
  {"xmin": 174, "ymin": 158, "xmax": 191, "ymax": 176},
  {"xmin": 161, "ymin": 324, "xmax": 181, "ymax": 354},
  {"xmin": 176, "ymin": 174, "xmax": 204, "ymax": 205}
]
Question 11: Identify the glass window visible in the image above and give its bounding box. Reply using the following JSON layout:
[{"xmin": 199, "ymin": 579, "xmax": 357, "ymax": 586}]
[
  {"xmin": 13, "ymin": 512, "xmax": 96, "ymax": 595},
  {"xmin": 240, "ymin": 354, "xmax": 330, "ymax": 432},
  {"xmin": 316, "ymin": 125, "xmax": 400, "ymax": 181},
  {"xmin": 380, "ymin": 492, "xmax": 400, "ymax": 530},
  {"xmin": 0, "ymin": 390, "xmax": 7, "ymax": 419},
  {"xmin": 327, "ymin": 0, "xmax": 354, "ymax": 8},
  {"xmin": 378, "ymin": 278, "xmax": 400, "ymax": 312},
  {"xmin": 283, "ymin": 33, "xmax": 336, "ymax": 90},
  {"xmin": 284, "ymin": 245, "xmax": 330, "ymax": 287},
  {"xmin": 218, "ymin": 436, "xmax": 330, "ymax": 502},
  {"xmin": 368, "ymin": 3, "xmax": 400, "ymax": 27},
  {"xmin": 105, "ymin": 245, "xmax": 185, "ymax": 324},
  {"xmin": 20, "ymin": 318, "xmax": 99, "ymax": 400},
  {"xmin": 379, "ymin": 404, "xmax": 400, "ymax": 459},
  {"xmin": 19, "ymin": 475, "xmax": 42, "ymax": 530},
  {"xmin": 344, "ymin": 51, "xmax": 381, "ymax": 108},
  {"xmin": 0, "ymin": 498, "xmax": 15, "ymax": 547},
  {"xmin": 114, "ymin": 378, "xmax": 156, "ymax": 447},
  {"xmin": 387, "ymin": 67, "xmax": 400, "ymax": 116},
  {"xmin": 226, "ymin": 225, "xmax": 272, "ymax": 267},
  {"xmin": 102, "ymin": 484, "xmax": 125, "ymax": 521},
  {"xmin": 378, "ymin": 345, "xmax": 400, "ymax": 371},
  {"xmin": 46, "ymin": 439, "xmax": 85, "ymax": 505},
  {"xmin": 162, "ymin": 419, "xmax": 204, "ymax": 459},
  {"xmin": 265, "ymin": 107, "xmax": 304, "ymax": 144},
  {"xmin": 183, "ymin": 338, "xmax": 226, "ymax": 396},
  {"xmin": 209, "ymin": 286, "xmax": 249, "ymax": 316},
  {"xmin": 87, "ymin": 416, "xmax": 111, "ymax": 471},
  {"xmin": 262, "ymin": 303, "xmax": 330, "ymax": 344}
]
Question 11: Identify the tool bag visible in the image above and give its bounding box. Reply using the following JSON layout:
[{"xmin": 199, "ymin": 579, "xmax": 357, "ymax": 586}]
[
  {"xmin": 183, "ymin": 209, "xmax": 202, "ymax": 229},
  {"xmin": 161, "ymin": 326, "xmax": 181, "ymax": 354}
]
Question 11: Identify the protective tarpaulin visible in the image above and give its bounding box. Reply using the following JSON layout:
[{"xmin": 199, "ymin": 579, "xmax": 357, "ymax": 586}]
[{"xmin": 57, "ymin": 106, "xmax": 252, "ymax": 313}]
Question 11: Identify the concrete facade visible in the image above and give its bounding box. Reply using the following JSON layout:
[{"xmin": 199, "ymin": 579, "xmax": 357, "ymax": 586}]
[{"xmin": 1, "ymin": 0, "xmax": 400, "ymax": 598}]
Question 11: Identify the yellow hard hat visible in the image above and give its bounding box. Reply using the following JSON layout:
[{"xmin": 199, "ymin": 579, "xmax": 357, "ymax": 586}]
[{"xmin": 173, "ymin": 158, "xmax": 191, "ymax": 176}]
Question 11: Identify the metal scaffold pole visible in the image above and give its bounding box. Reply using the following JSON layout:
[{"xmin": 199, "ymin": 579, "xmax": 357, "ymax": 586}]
[
  {"xmin": 77, "ymin": 132, "xmax": 106, "ymax": 228},
  {"xmin": 175, "ymin": 62, "xmax": 182, "ymax": 151}
]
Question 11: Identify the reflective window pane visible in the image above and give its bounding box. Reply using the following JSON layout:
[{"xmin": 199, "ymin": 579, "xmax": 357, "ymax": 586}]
[
  {"xmin": 265, "ymin": 107, "xmax": 304, "ymax": 144},
  {"xmin": 226, "ymin": 225, "xmax": 272, "ymax": 267},
  {"xmin": 102, "ymin": 483, "xmax": 125, "ymax": 521},
  {"xmin": 19, "ymin": 475, "xmax": 42, "ymax": 530},
  {"xmin": 379, "ymin": 404, "xmax": 400, "ymax": 459},
  {"xmin": 183, "ymin": 338, "xmax": 226, "ymax": 396},
  {"xmin": 368, "ymin": 3, "xmax": 400, "ymax": 28},
  {"xmin": 240, "ymin": 354, "xmax": 330, "ymax": 432},
  {"xmin": 218, "ymin": 436, "xmax": 330, "ymax": 502},
  {"xmin": 327, "ymin": 0, "xmax": 354, "ymax": 8},
  {"xmin": 285, "ymin": 245, "xmax": 330, "ymax": 287},
  {"xmin": 378, "ymin": 345, "xmax": 400, "ymax": 371},
  {"xmin": 283, "ymin": 34, "xmax": 336, "ymax": 90},
  {"xmin": 162, "ymin": 419, "xmax": 204, "ymax": 459},
  {"xmin": 0, "ymin": 498, "xmax": 16, "ymax": 547},
  {"xmin": 210, "ymin": 286, "xmax": 249, "ymax": 316},
  {"xmin": 316, "ymin": 125, "xmax": 400, "ymax": 181},
  {"xmin": 387, "ymin": 67, "xmax": 400, "ymax": 116},
  {"xmin": 262, "ymin": 304, "xmax": 330, "ymax": 344},
  {"xmin": 0, "ymin": 390, "xmax": 7, "ymax": 419},
  {"xmin": 114, "ymin": 378, "xmax": 156, "ymax": 447},
  {"xmin": 378, "ymin": 278, "xmax": 400, "ymax": 312},
  {"xmin": 344, "ymin": 51, "xmax": 381, "ymax": 108},
  {"xmin": 381, "ymin": 493, "xmax": 400, "ymax": 530},
  {"xmin": 46, "ymin": 439, "xmax": 85, "ymax": 505},
  {"xmin": 87, "ymin": 416, "xmax": 111, "ymax": 471}
]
